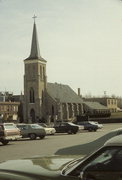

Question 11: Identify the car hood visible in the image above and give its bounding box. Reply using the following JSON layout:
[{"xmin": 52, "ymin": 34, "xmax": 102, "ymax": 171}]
[{"xmin": 0, "ymin": 155, "xmax": 77, "ymax": 180}]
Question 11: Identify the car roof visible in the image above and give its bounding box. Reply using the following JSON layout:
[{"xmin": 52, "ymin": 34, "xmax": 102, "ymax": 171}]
[
  {"xmin": 104, "ymin": 134, "xmax": 122, "ymax": 147},
  {"xmin": 17, "ymin": 124, "xmax": 41, "ymax": 125},
  {"xmin": 111, "ymin": 127, "xmax": 122, "ymax": 132},
  {"xmin": 0, "ymin": 123, "xmax": 15, "ymax": 125}
]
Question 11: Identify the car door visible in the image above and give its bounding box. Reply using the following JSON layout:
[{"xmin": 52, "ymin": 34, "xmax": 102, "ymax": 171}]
[
  {"xmin": 18, "ymin": 125, "xmax": 29, "ymax": 138},
  {"xmin": 81, "ymin": 147, "xmax": 122, "ymax": 180},
  {"xmin": 61, "ymin": 123, "xmax": 69, "ymax": 133},
  {"xmin": 55, "ymin": 123, "xmax": 66, "ymax": 133}
]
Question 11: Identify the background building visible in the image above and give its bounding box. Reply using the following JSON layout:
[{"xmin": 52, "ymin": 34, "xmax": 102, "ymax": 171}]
[
  {"xmin": 83, "ymin": 97, "xmax": 118, "ymax": 113},
  {"xmin": 0, "ymin": 91, "xmax": 20, "ymax": 122}
]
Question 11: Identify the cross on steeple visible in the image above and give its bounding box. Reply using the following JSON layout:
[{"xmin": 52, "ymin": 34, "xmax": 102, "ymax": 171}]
[{"xmin": 32, "ymin": 15, "xmax": 37, "ymax": 23}]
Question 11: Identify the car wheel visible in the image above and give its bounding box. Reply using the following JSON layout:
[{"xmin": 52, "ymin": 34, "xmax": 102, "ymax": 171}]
[
  {"xmin": 29, "ymin": 133, "xmax": 37, "ymax": 140},
  {"xmin": 39, "ymin": 135, "xmax": 45, "ymax": 139},
  {"xmin": 67, "ymin": 130, "xmax": 72, "ymax": 134},
  {"xmin": 88, "ymin": 128, "xmax": 93, "ymax": 132},
  {"xmin": 1, "ymin": 140, "xmax": 9, "ymax": 145}
]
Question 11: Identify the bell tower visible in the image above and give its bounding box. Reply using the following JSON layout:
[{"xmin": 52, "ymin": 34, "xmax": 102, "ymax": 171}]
[{"xmin": 24, "ymin": 16, "xmax": 47, "ymax": 123}]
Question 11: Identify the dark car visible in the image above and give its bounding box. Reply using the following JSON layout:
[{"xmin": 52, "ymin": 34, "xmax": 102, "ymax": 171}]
[
  {"xmin": 54, "ymin": 122, "xmax": 79, "ymax": 134},
  {"xmin": 77, "ymin": 121, "xmax": 98, "ymax": 131},
  {"xmin": 0, "ymin": 135, "xmax": 122, "ymax": 180},
  {"xmin": 16, "ymin": 124, "xmax": 46, "ymax": 140}
]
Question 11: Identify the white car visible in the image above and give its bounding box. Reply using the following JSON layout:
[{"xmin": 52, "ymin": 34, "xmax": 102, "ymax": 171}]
[
  {"xmin": 92, "ymin": 121, "xmax": 103, "ymax": 129},
  {"xmin": 39, "ymin": 123, "xmax": 56, "ymax": 135}
]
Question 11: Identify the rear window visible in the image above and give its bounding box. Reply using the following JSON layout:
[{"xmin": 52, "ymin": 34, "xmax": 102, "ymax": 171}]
[
  {"xmin": 30, "ymin": 124, "xmax": 43, "ymax": 129},
  {"xmin": 4, "ymin": 124, "xmax": 17, "ymax": 130},
  {"xmin": 17, "ymin": 125, "xmax": 28, "ymax": 130}
]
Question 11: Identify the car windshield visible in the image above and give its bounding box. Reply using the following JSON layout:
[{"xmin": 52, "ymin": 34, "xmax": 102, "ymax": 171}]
[
  {"xmin": 31, "ymin": 124, "xmax": 43, "ymax": 129},
  {"xmin": 83, "ymin": 147, "xmax": 122, "ymax": 172},
  {"xmin": 17, "ymin": 125, "xmax": 28, "ymax": 130},
  {"xmin": 67, "ymin": 123, "xmax": 76, "ymax": 126},
  {"xmin": 39, "ymin": 123, "xmax": 47, "ymax": 127},
  {"xmin": 89, "ymin": 122, "xmax": 96, "ymax": 125},
  {"xmin": 93, "ymin": 122, "xmax": 99, "ymax": 124}
]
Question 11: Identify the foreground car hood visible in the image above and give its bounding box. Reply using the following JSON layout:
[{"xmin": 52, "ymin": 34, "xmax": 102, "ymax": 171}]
[{"xmin": 0, "ymin": 156, "xmax": 76, "ymax": 180}]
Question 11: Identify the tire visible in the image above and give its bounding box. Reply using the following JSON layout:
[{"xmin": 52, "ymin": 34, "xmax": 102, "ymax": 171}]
[
  {"xmin": 1, "ymin": 140, "xmax": 9, "ymax": 145},
  {"xmin": 88, "ymin": 128, "xmax": 93, "ymax": 132},
  {"xmin": 39, "ymin": 135, "xmax": 45, "ymax": 139},
  {"xmin": 29, "ymin": 133, "xmax": 37, "ymax": 140},
  {"xmin": 67, "ymin": 130, "xmax": 72, "ymax": 134}
]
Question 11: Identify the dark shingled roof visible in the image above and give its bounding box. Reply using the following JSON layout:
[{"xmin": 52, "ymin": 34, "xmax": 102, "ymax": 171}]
[
  {"xmin": 83, "ymin": 101, "xmax": 108, "ymax": 110},
  {"xmin": 47, "ymin": 82, "xmax": 83, "ymax": 104}
]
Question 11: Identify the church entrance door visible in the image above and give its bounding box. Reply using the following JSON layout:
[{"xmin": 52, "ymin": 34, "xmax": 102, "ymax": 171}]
[{"xmin": 30, "ymin": 109, "xmax": 35, "ymax": 123}]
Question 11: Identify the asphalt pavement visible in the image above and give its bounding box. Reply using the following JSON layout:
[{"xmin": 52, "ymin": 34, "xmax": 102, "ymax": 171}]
[{"xmin": 0, "ymin": 123, "xmax": 122, "ymax": 162}]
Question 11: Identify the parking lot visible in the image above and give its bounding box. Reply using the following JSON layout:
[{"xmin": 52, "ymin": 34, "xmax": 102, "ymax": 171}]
[{"xmin": 0, "ymin": 123, "xmax": 122, "ymax": 162}]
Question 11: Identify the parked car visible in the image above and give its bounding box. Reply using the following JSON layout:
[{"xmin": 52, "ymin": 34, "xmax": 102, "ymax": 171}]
[
  {"xmin": 38, "ymin": 123, "xmax": 56, "ymax": 135},
  {"xmin": 76, "ymin": 121, "xmax": 99, "ymax": 131},
  {"xmin": 0, "ymin": 135, "xmax": 122, "ymax": 180},
  {"xmin": 16, "ymin": 124, "xmax": 46, "ymax": 140},
  {"xmin": 92, "ymin": 121, "xmax": 103, "ymax": 129},
  {"xmin": 54, "ymin": 122, "xmax": 79, "ymax": 134},
  {"xmin": 0, "ymin": 123, "xmax": 21, "ymax": 145}
]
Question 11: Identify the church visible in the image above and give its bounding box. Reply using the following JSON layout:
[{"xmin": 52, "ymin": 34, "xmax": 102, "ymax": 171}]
[{"xmin": 23, "ymin": 19, "xmax": 83, "ymax": 124}]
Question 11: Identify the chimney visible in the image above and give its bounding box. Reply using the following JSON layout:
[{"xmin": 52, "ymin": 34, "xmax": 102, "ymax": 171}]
[{"xmin": 78, "ymin": 88, "xmax": 81, "ymax": 96}]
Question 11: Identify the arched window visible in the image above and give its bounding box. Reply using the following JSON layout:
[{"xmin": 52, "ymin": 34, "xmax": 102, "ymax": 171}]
[
  {"xmin": 30, "ymin": 108, "xmax": 35, "ymax": 123},
  {"xmin": 51, "ymin": 105, "xmax": 54, "ymax": 122},
  {"xmin": 40, "ymin": 65, "xmax": 42, "ymax": 79},
  {"xmin": 43, "ymin": 67, "xmax": 45, "ymax": 79},
  {"xmin": 42, "ymin": 90, "xmax": 43, "ymax": 103},
  {"xmin": 29, "ymin": 87, "xmax": 35, "ymax": 103},
  {"xmin": 33, "ymin": 65, "xmax": 35, "ymax": 77}
]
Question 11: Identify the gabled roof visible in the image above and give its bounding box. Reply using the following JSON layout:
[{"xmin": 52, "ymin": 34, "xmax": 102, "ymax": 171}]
[
  {"xmin": 25, "ymin": 22, "xmax": 46, "ymax": 62},
  {"xmin": 47, "ymin": 83, "xmax": 83, "ymax": 104},
  {"xmin": 83, "ymin": 101, "xmax": 108, "ymax": 110}
]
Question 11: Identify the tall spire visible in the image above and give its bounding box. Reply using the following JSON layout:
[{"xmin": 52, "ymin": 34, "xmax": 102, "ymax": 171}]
[{"xmin": 26, "ymin": 15, "xmax": 46, "ymax": 61}]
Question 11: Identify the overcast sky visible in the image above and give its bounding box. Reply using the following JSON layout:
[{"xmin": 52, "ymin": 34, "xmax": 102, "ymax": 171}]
[{"xmin": 0, "ymin": 0, "xmax": 122, "ymax": 97}]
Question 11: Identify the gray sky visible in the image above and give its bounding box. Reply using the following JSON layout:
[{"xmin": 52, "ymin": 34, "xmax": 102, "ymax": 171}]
[{"xmin": 0, "ymin": 0, "xmax": 122, "ymax": 97}]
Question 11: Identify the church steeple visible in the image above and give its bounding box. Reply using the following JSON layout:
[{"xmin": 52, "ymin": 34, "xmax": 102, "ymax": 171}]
[
  {"xmin": 26, "ymin": 15, "xmax": 46, "ymax": 62},
  {"xmin": 24, "ymin": 16, "xmax": 47, "ymax": 123}
]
